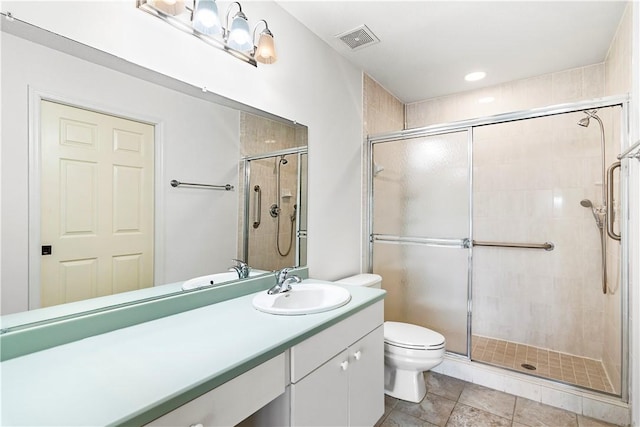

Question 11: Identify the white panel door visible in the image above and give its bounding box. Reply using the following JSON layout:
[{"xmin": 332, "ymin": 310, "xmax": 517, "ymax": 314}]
[{"xmin": 40, "ymin": 101, "xmax": 154, "ymax": 307}]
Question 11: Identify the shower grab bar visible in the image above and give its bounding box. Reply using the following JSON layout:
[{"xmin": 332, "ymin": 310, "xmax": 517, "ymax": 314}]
[
  {"xmin": 607, "ymin": 162, "xmax": 621, "ymax": 241},
  {"xmin": 170, "ymin": 180, "xmax": 233, "ymax": 191},
  {"xmin": 617, "ymin": 139, "xmax": 640, "ymax": 160},
  {"xmin": 471, "ymin": 240, "xmax": 555, "ymax": 251},
  {"xmin": 371, "ymin": 234, "xmax": 467, "ymax": 248},
  {"xmin": 253, "ymin": 185, "xmax": 261, "ymax": 229}
]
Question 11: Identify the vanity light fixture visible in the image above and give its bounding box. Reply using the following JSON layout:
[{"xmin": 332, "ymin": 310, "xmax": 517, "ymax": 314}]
[
  {"xmin": 138, "ymin": 0, "xmax": 277, "ymax": 67},
  {"xmin": 253, "ymin": 20, "xmax": 277, "ymax": 64},
  {"xmin": 192, "ymin": 0, "xmax": 221, "ymax": 35},
  {"xmin": 226, "ymin": 2, "xmax": 252, "ymax": 51}
]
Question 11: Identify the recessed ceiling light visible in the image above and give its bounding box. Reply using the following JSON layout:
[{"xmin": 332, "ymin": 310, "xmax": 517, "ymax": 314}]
[
  {"xmin": 478, "ymin": 96, "xmax": 495, "ymax": 104},
  {"xmin": 465, "ymin": 71, "xmax": 486, "ymax": 82}
]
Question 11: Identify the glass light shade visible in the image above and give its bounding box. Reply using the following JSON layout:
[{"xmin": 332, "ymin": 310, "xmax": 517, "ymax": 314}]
[
  {"xmin": 150, "ymin": 0, "xmax": 186, "ymax": 15},
  {"xmin": 227, "ymin": 14, "xmax": 252, "ymax": 51},
  {"xmin": 193, "ymin": 0, "xmax": 222, "ymax": 36},
  {"xmin": 255, "ymin": 32, "xmax": 277, "ymax": 64}
]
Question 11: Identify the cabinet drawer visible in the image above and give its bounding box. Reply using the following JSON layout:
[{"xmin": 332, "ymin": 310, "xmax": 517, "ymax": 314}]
[
  {"xmin": 147, "ymin": 353, "xmax": 285, "ymax": 427},
  {"xmin": 290, "ymin": 301, "xmax": 383, "ymax": 383}
]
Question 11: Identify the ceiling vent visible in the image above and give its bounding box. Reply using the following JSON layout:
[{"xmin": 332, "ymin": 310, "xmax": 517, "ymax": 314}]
[{"xmin": 335, "ymin": 25, "xmax": 380, "ymax": 51}]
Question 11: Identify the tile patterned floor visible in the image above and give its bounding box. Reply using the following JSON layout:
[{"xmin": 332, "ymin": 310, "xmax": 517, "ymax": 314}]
[
  {"xmin": 375, "ymin": 371, "xmax": 621, "ymax": 427},
  {"xmin": 471, "ymin": 335, "xmax": 616, "ymax": 394}
]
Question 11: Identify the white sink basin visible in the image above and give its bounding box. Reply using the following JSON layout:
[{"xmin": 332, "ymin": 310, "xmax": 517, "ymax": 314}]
[
  {"xmin": 252, "ymin": 280, "xmax": 351, "ymax": 315},
  {"xmin": 182, "ymin": 270, "xmax": 264, "ymax": 290}
]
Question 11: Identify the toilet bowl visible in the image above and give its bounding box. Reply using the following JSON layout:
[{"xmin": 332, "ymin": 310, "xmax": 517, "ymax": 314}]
[
  {"xmin": 384, "ymin": 321, "xmax": 445, "ymax": 402},
  {"xmin": 335, "ymin": 274, "xmax": 446, "ymax": 403}
]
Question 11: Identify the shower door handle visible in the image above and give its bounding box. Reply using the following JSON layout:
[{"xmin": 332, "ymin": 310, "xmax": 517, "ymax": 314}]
[
  {"xmin": 606, "ymin": 162, "xmax": 621, "ymax": 241},
  {"xmin": 253, "ymin": 185, "xmax": 262, "ymax": 229}
]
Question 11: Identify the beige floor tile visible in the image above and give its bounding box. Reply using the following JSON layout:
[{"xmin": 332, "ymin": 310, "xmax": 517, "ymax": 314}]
[
  {"xmin": 395, "ymin": 393, "xmax": 456, "ymax": 426},
  {"xmin": 471, "ymin": 336, "xmax": 615, "ymax": 393},
  {"xmin": 381, "ymin": 409, "xmax": 437, "ymax": 427},
  {"xmin": 445, "ymin": 403, "xmax": 511, "ymax": 427},
  {"xmin": 513, "ymin": 397, "xmax": 578, "ymax": 427},
  {"xmin": 458, "ymin": 383, "xmax": 516, "ymax": 420},
  {"xmin": 425, "ymin": 371, "xmax": 467, "ymax": 401}
]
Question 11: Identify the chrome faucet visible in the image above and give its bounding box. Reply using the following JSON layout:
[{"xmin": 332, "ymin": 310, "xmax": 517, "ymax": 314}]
[
  {"xmin": 267, "ymin": 267, "xmax": 302, "ymax": 295},
  {"xmin": 229, "ymin": 259, "xmax": 250, "ymax": 279}
]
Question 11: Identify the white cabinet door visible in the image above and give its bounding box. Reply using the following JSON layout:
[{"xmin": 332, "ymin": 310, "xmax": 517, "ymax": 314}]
[
  {"xmin": 348, "ymin": 325, "xmax": 384, "ymax": 427},
  {"xmin": 290, "ymin": 349, "xmax": 349, "ymax": 427}
]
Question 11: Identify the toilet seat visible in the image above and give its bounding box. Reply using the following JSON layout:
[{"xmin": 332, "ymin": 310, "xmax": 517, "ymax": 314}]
[{"xmin": 384, "ymin": 321, "xmax": 445, "ymax": 351}]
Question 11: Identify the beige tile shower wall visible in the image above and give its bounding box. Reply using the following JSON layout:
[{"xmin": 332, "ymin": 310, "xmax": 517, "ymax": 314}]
[
  {"xmin": 406, "ymin": 65, "xmax": 605, "ymax": 129},
  {"xmin": 407, "ymin": 63, "xmax": 618, "ymax": 362},
  {"xmin": 363, "ymin": 73, "xmax": 405, "ymax": 270},
  {"xmin": 237, "ymin": 113, "xmax": 301, "ymax": 270},
  {"xmin": 245, "ymin": 157, "xmax": 298, "ymax": 271},
  {"xmin": 363, "ymin": 73, "xmax": 404, "ymax": 136},
  {"xmin": 240, "ymin": 113, "xmax": 300, "ymax": 157},
  {"xmin": 472, "ymin": 113, "xmax": 606, "ymax": 360},
  {"xmin": 602, "ymin": 2, "xmax": 632, "ymax": 394}
]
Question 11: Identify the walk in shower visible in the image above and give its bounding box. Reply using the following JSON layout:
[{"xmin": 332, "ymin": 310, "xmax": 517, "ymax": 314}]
[
  {"xmin": 242, "ymin": 148, "xmax": 307, "ymax": 271},
  {"xmin": 367, "ymin": 97, "xmax": 630, "ymax": 398}
]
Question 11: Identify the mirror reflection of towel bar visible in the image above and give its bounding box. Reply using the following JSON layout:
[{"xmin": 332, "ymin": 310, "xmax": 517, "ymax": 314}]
[{"xmin": 170, "ymin": 180, "xmax": 234, "ymax": 191}]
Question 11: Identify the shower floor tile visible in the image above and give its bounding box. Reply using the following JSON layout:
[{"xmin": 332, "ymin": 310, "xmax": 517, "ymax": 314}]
[{"xmin": 471, "ymin": 335, "xmax": 615, "ymax": 394}]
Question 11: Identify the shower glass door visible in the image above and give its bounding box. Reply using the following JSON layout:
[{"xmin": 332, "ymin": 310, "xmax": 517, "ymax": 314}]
[
  {"xmin": 370, "ymin": 130, "xmax": 471, "ymax": 355},
  {"xmin": 471, "ymin": 108, "xmax": 623, "ymax": 395},
  {"xmin": 243, "ymin": 150, "xmax": 306, "ymax": 271}
]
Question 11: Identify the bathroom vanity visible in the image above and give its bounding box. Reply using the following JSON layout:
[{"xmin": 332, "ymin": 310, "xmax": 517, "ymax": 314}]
[{"xmin": 0, "ymin": 276, "xmax": 385, "ymax": 426}]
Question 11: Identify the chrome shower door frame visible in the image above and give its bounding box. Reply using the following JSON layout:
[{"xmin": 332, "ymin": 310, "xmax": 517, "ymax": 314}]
[
  {"xmin": 366, "ymin": 94, "xmax": 630, "ymax": 401},
  {"xmin": 242, "ymin": 147, "xmax": 308, "ymax": 268}
]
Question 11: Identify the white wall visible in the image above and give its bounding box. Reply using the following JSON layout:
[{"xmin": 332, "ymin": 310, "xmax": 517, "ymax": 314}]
[
  {"xmin": 1, "ymin": 32, "xmax": 242, "ymax": 314},
  {"xmin": 0, "ymin": 1, "xmax": 365, "ymax": 286}
]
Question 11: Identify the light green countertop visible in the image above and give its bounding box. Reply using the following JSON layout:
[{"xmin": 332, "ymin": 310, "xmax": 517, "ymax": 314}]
[{"xmin": 0, "ymin": 280, "xmax": 385, "ymax": 426}]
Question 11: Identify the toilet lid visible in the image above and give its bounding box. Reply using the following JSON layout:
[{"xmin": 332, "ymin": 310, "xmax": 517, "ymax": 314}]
[{"xmin": 384, "ymin": 321, "xmax": 446, "ymax": 350}]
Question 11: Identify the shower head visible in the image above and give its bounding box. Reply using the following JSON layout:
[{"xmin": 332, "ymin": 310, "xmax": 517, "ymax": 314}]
[
  {"xmin": 577, "ymin": 109, "xmax": 599, "ymax": 127},
  {"xmin": 581, "ymin": 198, "xmax": 605, "ymax": 229}
]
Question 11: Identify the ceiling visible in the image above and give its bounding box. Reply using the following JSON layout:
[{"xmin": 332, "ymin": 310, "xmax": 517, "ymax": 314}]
[{"xmin": 277, "ymin": 1, "xmax": 628, "ymax": 103}]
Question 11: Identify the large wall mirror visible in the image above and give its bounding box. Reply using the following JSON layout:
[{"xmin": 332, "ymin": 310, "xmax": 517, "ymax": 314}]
[{"xmin": 0, "ymin": 16, "xmax": 308, "ymax": 330}]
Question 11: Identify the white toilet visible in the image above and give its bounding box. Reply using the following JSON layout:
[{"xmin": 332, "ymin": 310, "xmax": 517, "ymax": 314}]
[{"xmin": 335, "ymin": 274, "xmax": 445, "ymax": 403}]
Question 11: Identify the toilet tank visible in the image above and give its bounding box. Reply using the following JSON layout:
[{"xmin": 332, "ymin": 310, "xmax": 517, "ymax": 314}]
[{"xmin": 335, "ymin": 273, "xmax": 382, "ymax": 289}]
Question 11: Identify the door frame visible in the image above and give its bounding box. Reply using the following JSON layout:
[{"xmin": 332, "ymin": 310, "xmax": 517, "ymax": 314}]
[{"xmin": 28, "ymin": 87, "xmax": 165, "ymax": 309}]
